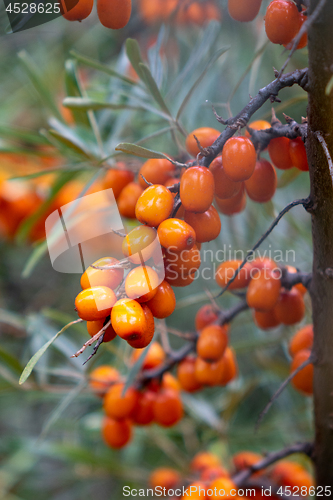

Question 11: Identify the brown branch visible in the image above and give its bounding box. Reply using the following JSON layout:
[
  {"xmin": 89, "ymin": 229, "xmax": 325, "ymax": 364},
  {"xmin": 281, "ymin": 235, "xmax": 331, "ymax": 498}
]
[
  {"xmin": 248, "ymin": 121, "xmax": 307, "ymax": 152},
  {"xmin": 70, "ymin": 320, "xmax": 111, "ymax": 358}
]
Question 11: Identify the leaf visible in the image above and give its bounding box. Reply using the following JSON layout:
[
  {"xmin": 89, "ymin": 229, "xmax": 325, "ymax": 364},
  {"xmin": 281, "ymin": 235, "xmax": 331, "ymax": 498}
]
[
  {"xmin": 123, "ymin": 347, "xmax": 150, "ymax": 395},
  {"xmin": 0, "ymin": 308, "xmax": 26, "ymax": 330},
  {"xmin": 22, "ymin": 240, "xmax": 48, "ymax": 278},
  {"xmin": 19, "ymin": 319, "xmax": 82, "ymax": 385},
  {"xmin": 46, "ymin": 118, "xmax": 98, "ymax": 158},
  {"xmin": 0, "ymin": 347, "xmax": 24, "ymax": 375},
  {"xmin": 0, "ymin": 125, "xmax": 48, "ymax": 145},
  {"xmin": 277, "ymin": 167, "xmax": 301, "ymax": 188},
  {"xmin": 115, "ymin": 143, "xmax": 173, "ymax": 161},
  {"xmin": 125, "ymin": 38, "xmax": 146, "ymax": 81},
  {"xmin": 182, "ymin": 394, "xmax": 224, "ymax": 432},
  {"xmin": 64, "ymin": 59, "xmax": 91, "ymax": 128},
  {"xmin": 62, "ymin": 97, "xmax": 141, "ymax": 112}
]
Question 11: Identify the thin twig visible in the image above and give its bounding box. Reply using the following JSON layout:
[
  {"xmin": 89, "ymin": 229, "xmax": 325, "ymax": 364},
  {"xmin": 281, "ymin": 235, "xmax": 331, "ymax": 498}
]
[
  {"xmin": 71, "ymin": 320, "xmax": 111, "ymax": 358},
  {"xmin": 314, "ymin": 131, "xmax": 333, "ymax": 185},
  {"xmin": 83, "ymin": 331, "xmax": 105, "ymax": 365}
]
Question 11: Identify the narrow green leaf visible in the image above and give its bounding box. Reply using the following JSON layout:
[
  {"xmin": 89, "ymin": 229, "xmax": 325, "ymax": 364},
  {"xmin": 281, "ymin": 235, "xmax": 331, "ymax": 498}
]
[
  {"xmin": 64, "ymin": 60, "xmax": 91, "ymax": 128},
  {"xmin": 277, "ymin": 167, "xmax": 301, "ymax": 188},
  {"xmin": 63, "ymin": 97, "xmax": 141, "ymax": 112},
  {"xmin": 19, "ymin": 319, "xmax": 82, "ymax": 385},
  {"xmin": 182, "ymin": 394, "xmax": 224, "ymax": 432},
  {"xmin": 115, "ymin": 143, "xmax": 172, "ymax": 160},
  {"xmin": 0, "ymin": 125, "xmax": 48, "ymax": 145},
  {"xmin": 22, "ymin": 240, "xmax": 48, "ymax": 278},
  {"xmin": 125, "ymin": 38, "xmax": 146, "ymax": 81},
  {"xmin": 138, "ymin": 63, "xmax": 172, "ymax": 117},
  {"xmin": 0, "ymin": 308, "xmax": 26, "ymax": 330},
  {"xmin": 46, "ymin": 118, "xmax": 98, "ymax": 158},
  {"xmin": 123, "ymin": 347, "xmax": 150, "ymax": 395},
  {"xmin": 326, "ymin": 75, "xmax": 333, "ymax": 95}
]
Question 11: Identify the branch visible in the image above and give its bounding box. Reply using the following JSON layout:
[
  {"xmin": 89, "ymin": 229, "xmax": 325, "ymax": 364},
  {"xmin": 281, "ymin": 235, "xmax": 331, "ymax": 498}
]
[
  {"xmin": 70, "ymin": 320, "xmax": 111, "ymax": 358},
  {"xmin": 280, "ymin": 268, "xmax": 312, "ymax": 290},
  {"xmin": 314, "ymin": 131, "xmax": 333, "ymax": 185},
  {"xmin": 248, "ymin": 121, "xmax": 307, "ymax": 151}
]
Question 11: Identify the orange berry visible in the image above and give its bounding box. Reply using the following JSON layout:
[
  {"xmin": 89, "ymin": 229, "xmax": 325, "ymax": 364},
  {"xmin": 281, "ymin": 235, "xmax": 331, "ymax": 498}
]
[
  {"xmin": 104, "ymin": 382, "xmax": 139, "ymax": 419},
  {"xmin": 158, "ymin": 218, "xmax": 196, "ymax": 251},
  {"xmin": 245, "ymin": 159, "xmax": 277, "ymax": 203},
  {"xmin": 161, "ymin": 372, "xmax": 181, "ymax": 392},
  {"xmin": 209, "ymin": 156, "xmax": 241, "ymax": 199},
  {"xmin": 153, "ymin": 388, "xmax": 183, "ymax": 427},
  {"xmin": 75, "ymin": 286, "xmax": 117, "ymax": 321},
  {"xmin": 132, "ymin": 390, "xmax": 156, "ymax": 425},
  {"xmin": 245, "ymin": 119, "xmax": 271, "ymax": 138},
  {"xmin": 80, "ymin": 257, "xmax": 124, "ymax": 290},
  {"xmin": 117, "ymin": 182, "xmax": 143, "ymax": 219},
  {"xmin": 195, "ymin": 357, "xmax": 224, "ymax": 386},
  {"xmin": 149, "ymin": 467, "xmax": 181, "ymax": 490},
  {"xmin": 250, "ymin": 256, "xmax": 278, "ymax": 274},
  {"xmin": 191, "ymin": 451, "xmax": 221, "ymax": 473},
  {"xmin": 218, "ymin": 347, "xmax": 238, "ymax": 385},
  {"xmin": 180, "ymin": 166, "xmax": 215, "ymax": 213},
  {"xmin": 265, "ymin": 0, "xmax": 301, "ymax": 45},
  {"xmin": 126, "ymin": 304, "xmax": 155, "ymax": 348},
  {"xmin": 102, "ymin": 416, "xmax": 132, "ymax": 448},
  {"xmin": 200, "ymin": 466, "xmax": 229, "ymax": 482},
  {"xmin": 197, "ymin": 325, "xmax": 228, "ymax": 362},
  {"xmin": 182, "ymin": 482, "xmax": 207, "ymax": 499},
  {"xmin": 215, "ymin": 260, "xmax": 252, "ymax": 290},
  {"xmin": 291, "ymin": 349, "xmax": 313, "ymax": 395},
  {"xmin": 215, "ymin": 185, "xmax": 247, "ymax": 216},
  {"xmin": 135, "ymin": 185, "xmax": 174, "ymax": 227},
  {"xmin": 246, "ymin": 270, "xmax": 281, "ymax": 311},
  {"xmin": 177, "ymin": 357, "xmax": 202, "ymax": 393},
  {"xmin": 89, "ymin": 365, "xmax": 119, "ymax": 395},
  {"xmin": 103, "ymin": 165, "xmax": 134, "ymax": 199},
  {"xmin": 130, "ymin": 341, "xmax": 165, "ymax": 370},
  {"xmin": 111, "ymin": 298, "xmax": 147, "ymax": 341},
  {"xmin": 285, "ymin": 265, "xmax": 307, "ymax": 296},
  {"xmin": 97, "ymin": 0, "xmax": 132, "ymax": 29},
  {"xmin": 289, "ymin": 137, "xmax": 309, "ymax": 172},
  {"xmin": 228, "ymin": 0, "xmax": 262, "ymax": 22},
  {"xmin": 138, "ymin": 158, "xmax": 175, "ymax": 188},
  {"xmin": 86, "ymin": 319, "xmax": 117, "ymax": 342},
  {"xmin": 184, "ymin": 206, "xmax": 221, "ymax": 243},
  {"xmin": 209, "ymin": 477, "xmax": 237, "ymax": 499},
  {"xmin": 164, "ymin": 245, "xmax": 201, "ymax": 280},
  {"xmin": 165, "ymin": 271, "xmax": 196, "ymax": 287},
  {"xmin": 289, "ymin": 324, "xmax": 313, "ymax": 358},
  {"xmin": 272, "ymin": 461, "xmax": 314, "ymax": 489},
  {"xmin": 222, "ymin": 137, "xmax": 257, "ymax": 182},
  {"xmin": 274, "ymin": 287, "xmax": 305, "ymax": 325},
  {"xmin": 233, "ymin": 451, "xmax": 263, "ymax": 471},
  {"xmin": 195, "ymin": 304, "xmax": 219, "ymax": 331},
  {"xmin": 284, "ymin": 10, "xmax": 308, "ymax": 50},
  {"xmin": 186, "ymin": 127, "xmax": 220, "ymax": 157},
  {"xmin": 253, "ymin": 308, "xmax": 281, "ymax": 330},
  {"xmin": 268, "ymin": 137, "xmax": 293, "ymax": 170},
  {"xmin": 146, "ymin": 280, "xmax": 176, "ymax": 319},
  {"xmin": 61, "ymin": 0, "xmax": 93, "ymax": 21},
  {"xmin": 125, "ymin": 265, "xmax": 159, "ymax": 302},
  {"xmin": 122, "ymin": 225, "xmax": 159, "ymax": 264}
]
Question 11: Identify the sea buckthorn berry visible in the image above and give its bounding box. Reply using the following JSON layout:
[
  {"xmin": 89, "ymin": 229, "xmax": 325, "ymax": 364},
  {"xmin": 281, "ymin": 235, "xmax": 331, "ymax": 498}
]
[
  {"xmin": 274, "ymin": 287, "xmax": 305, "ymax": 325},
  {"xmin": 111, "ymin": 298, "xmax": 147, "ymax": 341},
  {"xmin": 265, "ymin": 0, "xmax": 301, "ymax": 45},
  {"xmin": 233, "ymin": 451, "xmax": 263, "ymax": 471},
  {"xmin": 126, "ymin": 304, "xmax": 155, "ymax": 348},
  {"xmin": 209, "ymin": 156, "xmax": 241, "ymax": 199},
  {"xmin": 197, "ymin": 325, "xmax": 228, "ymax": 362},
  {"xmin": 61, "ymin": 0, "xmax": 93, "ymax": 21},
  {"xmin": 200, "ymin": 466, "xmax": 229, "ymax": 482},
  {"xmin": 153, "ymin": 388, "xmax": 183, "ymax": 427},
  {"xmin": 131, "ymin": 341, "xmax": 165, "ymax": 369},
  {"xmin": 215, "ymin": 185, "xmax": 246, "ymax": 216},
  {"xmin": 268, "ymin": 136, "xmax": 293, "ymax": 170},
  {"xmin": 289, "ymin": 324, "xmax": 313, "ymax": 358},
  {"xmin": 215, "ymin": 260, "xmax": 252, "ymax": 290},
  {"xmin": 180, "ymin": 166, "xmax": 215, "ymax": 213},
  {"xmin": 135, "ymin": 185, "xmax": 174, "ymax": 227},
  {"xmin": 125, "ymin": 265, "xmax": 159, "ymax": 302},
  {"xmin": 195, "ymin": 304, "xmax": 219, "ymax": 331},
  {"xmin": 103, "ymin": 165, "xmax": 134, "ymax": 199},
  {"xmin": 87, "ymin": 319, "xmax": 117, "ymax": 342},
  {"xmin": 285, "ymin": 265, "xmax": 307, "ymax": 295},
  {"xmin": 228, "ymin": 0, "xmax": 262, "ymax": 22},
  {"xmin": 161, "ymin": 372, "xmax": 181, "ymax": 392},
  {"xmin": 195, "ymin": 356, "xmax": 224, "ymax": 386},
  {"xmin": 253, "ymin": 308, "xmax": 281, "ymax": 330},
  {"xmin": 250, "ymin": 256, "xmax": 279, "ymax": 274},
  {"xmin": 89, "ymin": 365, "xmax": 119, "ymax": 395},
  {"xmin": 157, "ymin": 218, "xmax": 196, "ymax": 251},
  {"xmin": 245, "ymin": 119, "xmax": 271, "ymax": 138},
  {"xmin": 122, "ymin": 225, "xmax": 159, "ymax": 264},
  {"xmin": 246, "ymin": 270, "xmax": 281, "ymax": 311},
  {"xmin": 131, "ymin": 390, "xmax": 156, "ymax": 425},
  {"xmin": 184, "ymin": 206, "xmax": 221, "ymax": 243},
  {"xmin": 209, "ymin": 477, "xmax": 237, "ymax": 500},
  {"xmin": 75, "ymin": 286, "xmax": 117, "ymax": 321},
  {"xmin": 165, "ymin": 270, "xmax": 196, "ymax": 287},
  {"xmin": 222, "ymin": 137, "xmax": 257, "ymax": 182},
  {"xmin": 284, "ymin": 10, "xmax": 308, "ymax": 50},
  {"xmin": 177, "ymin": 357, "xmax": 202, "ymax": 393},
  {"xmin": 164, "ymin": 245, "xmax": 201, "ymax": 279},
  {"xmin": 245, "ymin": 159, "xmax": 277, "ymax": 203},
  {"xmin": 289, "ymin": 137, "xmax": 309, "ymax": 172},
  {"xmin": 219, "ymin": 347, "xmax": 238, "ymax": 385},
  {"xmin": 80, "ymin": 257, "xmax": 124, "ymax": 290},
  {"xmin": 102, "ymin": 416, "xmax": 132, "ymax": 449},
  {"xmin": 190, "ymin": 452, "xmax": 222, "ymax": 473},
  {"xmin": 138, "ymin": 158, "xmax": 175, "ymax": 189},
  {"xmin": 117, "ymin": 182, "xmax": 143, "ymax": 219},
  {"xmin": 145, "ymin": 280, "xmax": 176, "ymax": 318},
  {"xmin": 97, "ymin": 0, "xmax": 132, "ymax": 29},
  {"xmin": 186, "ymin": 127, "xmax": 220, "ymax": 157},
  {"xmin": 291, "ymin": 349, "xmax": 313, "ymax": 395},
  {"xmin": 272, "ymin": 461, "xmax": 314, "ymax": 489},
  {"xmin": 149, "ymin": 467, "xmax": 181, "ymax": 490},
  {"xmin": 104, "ymin": 382, "xmax": 139, "ymax": 420},
  {"xmin": 182, "ymin": 482, "xmax": 207, "ymax": 500}
]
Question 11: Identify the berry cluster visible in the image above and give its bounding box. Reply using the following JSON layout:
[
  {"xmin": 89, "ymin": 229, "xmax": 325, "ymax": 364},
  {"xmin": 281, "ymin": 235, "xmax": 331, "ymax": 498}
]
[
  {"xmin": 61, "ymin": 0, "xmax": 132, "ymax": 29},
  {"xmin": 289, "ymin": 324, "xmax": 313, "ymax": 395},
  {"xmin": 139, "ymin": 0, "xmax": 221, "ymax": 27}
]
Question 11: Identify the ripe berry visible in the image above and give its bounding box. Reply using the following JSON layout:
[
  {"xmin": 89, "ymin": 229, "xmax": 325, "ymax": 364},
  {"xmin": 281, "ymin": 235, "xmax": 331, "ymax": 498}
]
[
  {"xmin": 117, "ymin": 182, "xmax": 143, "ymax": 219},
  {"xmin": 131, "ymin": 390, "xmax": 156, "ymax": 425},
  {"xmin": 284, "ymin": 10, "xmax": 308, "ymax": 50},
  {"xmin": 103, "ymin": 165, "xmax": 134, "ymax": 199},
  {"xmin": 245, "ymin": 119, "xmax": 271, "ymax": 138},
  {"xmin": 125, "ymin": 265, "xmax": 159, "ymax": 302},
  {"xmin": 265, "ymin": 0, "xmax": 301, "ymax": 45},
  {"xmin": 97, "ymin": 0, "xmax": 132, "ymax": 29},
  {"xmin": 104, "ymin": 382, "xmax": 139, "ymax": 419},
  {"xmin": 122, "ymin": 225, "xmax": 159, "ymax": 264},
  {"xmin": 222, "ymin": 137, "xmax": 257, "ymax": 182},
  {"xmin": 195, "ymin": 356, "xmax": 224, "ymax": 386},
  {"xmin": 183, "ymin": 482, "xmax": 207, "ymax": 500},
  {"xmin": 197, "ymin": 325, "xmax": 229, "ymax": 362},
  {"xmin": 215, "ymin": 260, "xmax": 252, "ymax": 290},
  {"xmin": 86, "ymin": 319, "xmax": 117, "ymax": 342},
  {"xmin": 209, "ymin": 156, "xmax": 241, "ymax": 199},
  {"xmin": 215, "ymin": 185, "xmax": 247, "ymax": 216},
  {"xmin": 190, "ymin": 452, "xmax": 222, "ymax": 473},
  {"xmin": 184, "ymin": 206, "xmax": 221, "ymax": 243},
  {"xmin": 126, "ymin": 304, "xmax": 155, "ymax": 348},
  {"xmin": 111, "ymin": 298, "xmax": 147, "ymax": 341},
  {"xmin": 89, "ymin": 365, "xmax": 119, "ymax": 395},
  {"xmin": 145, "ymin": 280, "xmax": 176, "ymax": 319},
  {"xmin": 219, "ymin": 347, "xmax": 238, "ymax": 385},
  {"xmin": 289, "ymin": 324, "xmax": 313, "ymax": 358},
  {"xmin": 272, "ymin": 461, "xmax": 314, "ymax": 489},
  {"xmin": 135, "ymin": 185, "xmax": 174, "ymax": 227},
  {"xmin": 161, "ymin": 372, "xmax": 181, "ymax": 392},
  {"xmin": 131, "ymin": 341, "xmax": 165, "ymax": 369},
  {"xmin": 268, "ymin": 137, "xmax": 293, "ymax": 170},
  {"xmin": 200, "ymin": 466, "xmax": 229, "ymax": 482},
  {"xmin": 75, "ymin": 286, "xmax": 117, "ymax": 321},
  {"xmin": 149, "ymin": 467, "xmax": 181, "ymax": 490},
  {"xmin": 153, "ymin": 388, "xmax": 183, "ymax": 427},
  {"xmin": 253, "ymin": 308, "xmax": 281, "ymax": 330},
  {"xmin": 180, "ymin": 166, "xmax": 215, "ymax": 213},
  {"xmin": 138, "ymin": 158, "xmax": 175, "ymax": 188},
  {"xmin": 245, "ymin": 159, "xmax": 277, "ymax": 203},
  {"xmin": 157, "ymin": 218, "xmax": 196, "ymax": 251},
  {"xmin": 228, "ymin": 0, "xmax": 262, "ymax": 22},
  {"xmin": 102, "ymin": 416, "xmax": 132, "ymax": 449},
  {"xmin": 209, "ymin": 478, "xmax": 238, "ymax": 500},
  {"xmin": 61, "ymin": 0, "xmax": 93, "ymax": 21},
  {"xmin": 246, "ymin": 270, "xmax": 281, "ymax": 311},
  {"xmin": 289, "ymin": 137, "xmax": 309, "ymax": 172},
  {"xmin": 290, "ymin": 349, "xmax": 313, "ymax": 395},
  {"xmin": 177, "ymin": 357, "xmax": 202, "ymax": 392},
  {"xmin": 165, "ymin": 270, "xmax": 196, "ymax": 287},
  {"xmin": 186, "ymin": 127, "xmax": 220, "ymax": 157},
  {"xmin": 233, "ymin": 451, "xmax": 263, "ymax": 471},
  {"xmin": 274, "ymin": 287, "xmax": 305, "ymax": 325},
  {"xmin": 195, "ymin": 304, "xmax": 219, "ymax": 331},
  {"xmin": 164, "ymin": 245, "xmax": 201, "ymax": 280},
  {"xmin": 80, "ymin": 257, "xmax": 124, "ymax": 290}
]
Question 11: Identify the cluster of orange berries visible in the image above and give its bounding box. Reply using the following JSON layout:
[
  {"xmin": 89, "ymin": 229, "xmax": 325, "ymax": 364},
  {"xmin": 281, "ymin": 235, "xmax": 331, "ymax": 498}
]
[
  {"xmin": 138, "ymin": 0, "xmax": 221, "ymax": 27},
  {"xmin": 61, "ymin": 0, "xmax": 132, "ymax": 29},
  {"xmin": 148, "ymin": 449, "xmax": 314, "ymax": 499},
  {"xmin": 289, "ymin": 324, "xmax": 313, "ymax": 396}
]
